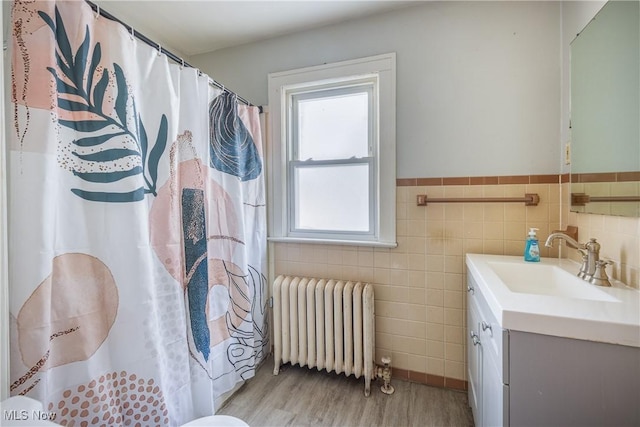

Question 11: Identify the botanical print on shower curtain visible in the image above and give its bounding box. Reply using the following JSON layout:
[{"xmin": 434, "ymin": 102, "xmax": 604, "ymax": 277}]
[{"xmin": 8, "ymin": 1, "xmax": 268, "ymax": 425}]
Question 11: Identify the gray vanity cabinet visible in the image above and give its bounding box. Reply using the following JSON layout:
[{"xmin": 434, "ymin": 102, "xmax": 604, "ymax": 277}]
[
  {"xmin": 507, "ymin": 330, "xmax": 640, "ymax": 426},
  {"xmin": 466, "ymin": 271, "xmax": 640, "ymax": 427}
]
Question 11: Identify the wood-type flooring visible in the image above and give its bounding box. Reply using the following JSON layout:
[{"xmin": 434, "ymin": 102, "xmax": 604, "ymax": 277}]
[{"xmin": 218, "ymin": 359, "xmax": 474, "ymax": 427}]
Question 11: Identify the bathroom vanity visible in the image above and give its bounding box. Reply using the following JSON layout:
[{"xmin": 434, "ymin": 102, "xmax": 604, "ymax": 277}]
[{"xmin": 466, "ymin": 254, "xmax": 640, "ymax": 427}]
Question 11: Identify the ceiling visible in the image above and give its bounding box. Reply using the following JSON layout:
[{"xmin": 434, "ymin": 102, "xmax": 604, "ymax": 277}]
[{"xmin": 93, "ymin": 1, "xmax": 417, "ymax": 58}]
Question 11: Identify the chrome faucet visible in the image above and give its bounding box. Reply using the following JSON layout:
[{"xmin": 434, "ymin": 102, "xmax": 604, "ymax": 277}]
[
  {"xmin": 544, "ymin": 233, "xmax": 606, "ymax": 284},
  {"xmin": 544, "ymin": 232, "xmax": 583, "ymax": 251}
]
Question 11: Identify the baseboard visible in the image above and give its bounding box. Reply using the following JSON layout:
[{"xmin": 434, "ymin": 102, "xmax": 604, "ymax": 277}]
[{"xmin": 392, "ymin": 368, "xmax": 467, "ymax": 392}]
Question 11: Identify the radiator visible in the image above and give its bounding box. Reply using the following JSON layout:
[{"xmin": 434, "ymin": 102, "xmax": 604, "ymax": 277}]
[{"xmin": 272, "ymin": 275, "xmax": 375, "ymax": 396}]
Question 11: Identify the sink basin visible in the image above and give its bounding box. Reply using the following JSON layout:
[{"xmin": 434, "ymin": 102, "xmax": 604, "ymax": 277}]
[
  {"xmin": 467, "ymin": 253, "xmax": 639, "ymax": 347},
  {"xmin": 486, "ymin": 261, "xmax": 619, "ymax": 302}
]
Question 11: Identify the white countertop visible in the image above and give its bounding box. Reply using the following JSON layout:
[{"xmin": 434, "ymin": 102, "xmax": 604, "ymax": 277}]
[{"xmin": 466, "ymin": 254, "xmax": 640, "ymax": 348}]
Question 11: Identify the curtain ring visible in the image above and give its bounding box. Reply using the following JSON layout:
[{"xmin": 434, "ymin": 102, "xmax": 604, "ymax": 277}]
[
  {"xmin": 157, "ymin": 45, "xmax": 162, "ymax": 56},
  {"xmin": 181, "ymin": 59, "xmax": 185, "ymax": 69},
  {"xmin": 95, "ymin": 5, "xmax": 100, "ymax": 19},
  {"xmin": 130, "ymin": 27, "xmax": 135, "ymax": 41}
]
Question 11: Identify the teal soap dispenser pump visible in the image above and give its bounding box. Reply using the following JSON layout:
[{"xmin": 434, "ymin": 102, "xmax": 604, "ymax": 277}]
[{"xmin": 524, "ymin": 228, "xmax": 540, "ymax": 262}]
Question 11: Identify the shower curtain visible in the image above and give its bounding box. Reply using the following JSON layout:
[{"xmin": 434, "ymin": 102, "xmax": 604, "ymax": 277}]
[{"xmin": 8, "ymin": 1, "xmax": 268, "ymax": 425}]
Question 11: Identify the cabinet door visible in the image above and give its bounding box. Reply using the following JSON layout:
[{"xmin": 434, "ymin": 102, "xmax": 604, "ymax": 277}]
[
  {"xmin": 482, "ymin": 349, "xmax": 503, "ymax": 427},
  {"xmin": 467, "ymin": 289, "xmax": 483, "ymax": 425}
]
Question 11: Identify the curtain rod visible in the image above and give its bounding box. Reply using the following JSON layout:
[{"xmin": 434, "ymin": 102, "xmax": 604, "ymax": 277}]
[{"xmin": 85, "ymin": 1, "xmax": 261, "ymax": 112}]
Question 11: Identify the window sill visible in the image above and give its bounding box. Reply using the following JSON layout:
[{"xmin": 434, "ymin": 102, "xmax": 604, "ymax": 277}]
[{"xmin": 268, "ymin": 236, "xmax": 397, "ymax": 248}]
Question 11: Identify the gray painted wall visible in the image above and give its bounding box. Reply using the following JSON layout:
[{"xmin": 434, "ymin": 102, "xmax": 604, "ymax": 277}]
[{"xmin": 191, "ymin": 1, "xmax": 562, "ymax": 179}]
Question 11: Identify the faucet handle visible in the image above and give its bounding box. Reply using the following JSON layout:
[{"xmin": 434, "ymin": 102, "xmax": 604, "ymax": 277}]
[{"xmin": 589, "ymin": 259, "xmax": 613, "ymax": 287}]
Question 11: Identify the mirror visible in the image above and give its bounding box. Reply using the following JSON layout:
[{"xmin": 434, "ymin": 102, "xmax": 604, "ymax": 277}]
[{"xmin": 570, "ymin": 0, "xmax": 640, "ymax": 217}]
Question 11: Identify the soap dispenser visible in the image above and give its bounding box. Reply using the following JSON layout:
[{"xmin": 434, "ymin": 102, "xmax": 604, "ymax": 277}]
[{"xmin": 524, "ymin": 228, "xmax": 540, "ymax": 262}]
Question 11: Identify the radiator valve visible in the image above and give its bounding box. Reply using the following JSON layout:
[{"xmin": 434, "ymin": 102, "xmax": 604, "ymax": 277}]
[{"xmin": 375, "ymin": 356, "xmax": 395, "ymax": 395}]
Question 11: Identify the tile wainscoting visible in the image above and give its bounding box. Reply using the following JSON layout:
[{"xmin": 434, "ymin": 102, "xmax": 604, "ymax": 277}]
[{"xmin": 272, "ymin": 174, "xmax": 640, "ymax": 390}]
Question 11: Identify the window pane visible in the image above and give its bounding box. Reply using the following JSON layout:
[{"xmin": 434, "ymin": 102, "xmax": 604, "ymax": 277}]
[
  {"xmin": 294, "ymin": 164, "xmax": 370, "ymax": 232},
  {"xmin": 297, "ymin": 91, "xmax": 369, "ymax": 160}
]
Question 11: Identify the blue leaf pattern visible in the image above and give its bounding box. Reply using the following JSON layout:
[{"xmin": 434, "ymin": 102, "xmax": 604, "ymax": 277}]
[
  {"xmin": 72, "ymin": 166, "xmax": 143, "ymax": 183},
  {"xmin": 209, "ymin": 92, "xmax": 262, "ymax": 181},
  {"xmin": 70, "ymin": 187, "xmax": 146, "ymax": 202},
  {"xmin": 73, "ymin": 132, "xmax": 127, "ymax": 147},
  {"xmin": 40, "ymin": 7, "xmax": 169, "ymax": 202},
  {"xmin": 93, "ymin": 70, "xmax": 109, "ymax": 111},
  {"xmin": 73, "ymin": 148, "xmax": 140, "ymax": 162},
  {"xmin": 147, "ymin": 115, "xmax": 168, "ymax": 192}
]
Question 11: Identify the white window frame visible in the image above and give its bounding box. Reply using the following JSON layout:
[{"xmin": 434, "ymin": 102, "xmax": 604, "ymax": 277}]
[
  {"xmin": 289, "ymin": 81, "xmax": 376, "ymax": 238},
  {"xmin": 267, "ymin": 53, "xmax": 396, "ymax": 247}
]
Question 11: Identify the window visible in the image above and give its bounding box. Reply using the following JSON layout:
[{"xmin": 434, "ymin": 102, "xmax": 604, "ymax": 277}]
[
  {"xmin": 268, "ymin": 53, "xmax": 396, "ymax": 247},
  {"xmin": 291, "ymin": 83, "xmax": 374, "ymax": 235}
]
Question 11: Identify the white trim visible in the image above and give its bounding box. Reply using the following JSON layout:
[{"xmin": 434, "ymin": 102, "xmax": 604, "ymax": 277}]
[
  {"xmin": 1, "ymin": 0, "xmax": 10, "ymax": 401},
  {"xmin": 268, "ymin": 236, "xmax": 397, "ymax": 248},
  {"xmin": 288, "ymin": 81, "xmax": 376, "ymax": 238},
  {"xmin": 267, "ymin": 53, "xmax": 396, "ymax": 246}
]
